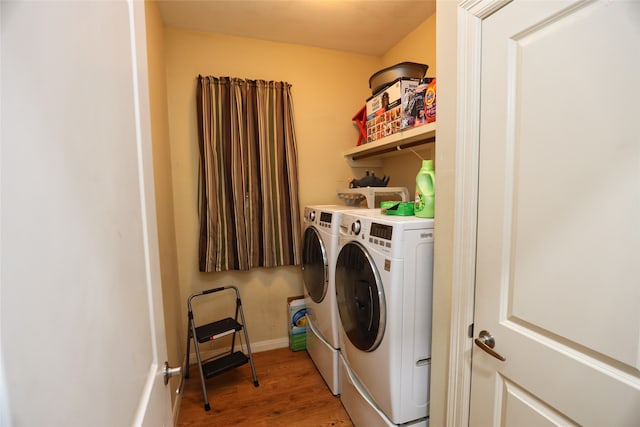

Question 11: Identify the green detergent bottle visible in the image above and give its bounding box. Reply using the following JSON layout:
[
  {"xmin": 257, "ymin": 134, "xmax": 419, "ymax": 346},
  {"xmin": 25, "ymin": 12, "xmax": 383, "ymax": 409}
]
[{"xmin": 414, "ymin": 160, "xmax": 435, "ymax": 218}]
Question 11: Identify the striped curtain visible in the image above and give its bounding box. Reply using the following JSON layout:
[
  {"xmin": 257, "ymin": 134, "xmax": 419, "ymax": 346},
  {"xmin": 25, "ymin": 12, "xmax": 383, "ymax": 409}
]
[{"xmin": 196, "ymin": 76, "xmax": 302, "ymax": 272}]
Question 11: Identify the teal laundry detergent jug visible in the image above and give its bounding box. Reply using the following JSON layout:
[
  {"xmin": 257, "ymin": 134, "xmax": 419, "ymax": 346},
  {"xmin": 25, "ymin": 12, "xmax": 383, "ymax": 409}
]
[{"xmin": 414, "ymin": 160, "xmax": 435, "ymax": 218}]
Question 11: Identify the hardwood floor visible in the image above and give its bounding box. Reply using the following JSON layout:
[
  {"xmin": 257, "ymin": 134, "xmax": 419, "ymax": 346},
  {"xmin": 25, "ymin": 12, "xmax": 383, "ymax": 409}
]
[{"xmin": 177, "ymin": 347, "xmax": 353, "ymax": 426}]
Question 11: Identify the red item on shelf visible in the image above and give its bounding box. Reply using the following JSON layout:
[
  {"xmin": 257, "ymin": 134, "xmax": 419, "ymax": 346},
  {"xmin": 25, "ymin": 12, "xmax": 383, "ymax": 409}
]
[{"xmin": 352, "ymin": 105, "xmax": 367, "ymax": 146}]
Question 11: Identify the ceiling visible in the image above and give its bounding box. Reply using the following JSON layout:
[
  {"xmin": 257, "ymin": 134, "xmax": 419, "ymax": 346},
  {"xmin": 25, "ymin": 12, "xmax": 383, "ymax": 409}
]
[{"xmin": 156, "ymin": 0, "xmax": 437, "ymax": 56}]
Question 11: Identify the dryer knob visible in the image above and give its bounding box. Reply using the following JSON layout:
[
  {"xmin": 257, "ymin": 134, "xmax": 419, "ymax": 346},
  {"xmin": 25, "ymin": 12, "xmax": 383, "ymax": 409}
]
[
  {"xmin": 352, "ymin": 220, "xmax": 361, "ymax": 235},
  {"xmin": 309, "ymin": 210, "xmax": 316, "ymax": 221}
]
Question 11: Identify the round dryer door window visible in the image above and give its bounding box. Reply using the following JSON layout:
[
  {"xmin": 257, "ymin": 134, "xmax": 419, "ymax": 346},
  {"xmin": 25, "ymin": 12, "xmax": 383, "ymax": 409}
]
[
  {"xmin": 335, "ymin": 241, "xmax": 385, "ymax": 352},
  {"xmin": 302, "ymin": 227, "xmax": 328, "ymax": 303}
]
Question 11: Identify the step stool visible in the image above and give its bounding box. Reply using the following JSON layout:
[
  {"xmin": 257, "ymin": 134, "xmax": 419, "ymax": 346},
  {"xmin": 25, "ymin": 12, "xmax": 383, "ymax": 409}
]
[{"xmin": 184, "ymin": 286, "xmax": 259, "ymax": 411}]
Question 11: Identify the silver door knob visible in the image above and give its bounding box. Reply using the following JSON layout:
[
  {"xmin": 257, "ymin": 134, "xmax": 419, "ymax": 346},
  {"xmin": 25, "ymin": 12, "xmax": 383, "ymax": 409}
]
[
  {"xmin": 474, "ymin": 330, "xmax": 506, "ymax": 361},
  {"xmin": 164, "ymin": 361, "xmax": 182, "ymax": 385}
]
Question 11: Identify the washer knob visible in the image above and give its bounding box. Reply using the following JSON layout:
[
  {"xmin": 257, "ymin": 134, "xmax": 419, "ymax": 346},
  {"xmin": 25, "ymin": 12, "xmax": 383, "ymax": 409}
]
[
  {"xmin": 351, "ymin": 220, "xmax": 361, "ymax": 235},
  {"xmin": 309, "ymin": 210, "xmax": 316, "ymax": 221}
]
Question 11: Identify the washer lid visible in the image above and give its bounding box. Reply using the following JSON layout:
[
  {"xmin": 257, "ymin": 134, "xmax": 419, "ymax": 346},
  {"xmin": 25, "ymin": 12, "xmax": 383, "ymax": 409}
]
[
  {"xmin": 335, "ymin": 241, "xmax": 385, "ymax": 352},
  {"xmin": 302, "ymin": 227, "xmax": 328, "ymax": 303}
]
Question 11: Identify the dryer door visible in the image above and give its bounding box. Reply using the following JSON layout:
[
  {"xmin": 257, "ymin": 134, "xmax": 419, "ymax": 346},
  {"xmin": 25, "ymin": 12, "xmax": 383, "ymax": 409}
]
[
  {"xmin": 302, "ymin": 226, "xmax": 328, "ymax": 303},
  {"xmin": 335, "ymin": 241, "xmax": 386, "ymax": 352}
]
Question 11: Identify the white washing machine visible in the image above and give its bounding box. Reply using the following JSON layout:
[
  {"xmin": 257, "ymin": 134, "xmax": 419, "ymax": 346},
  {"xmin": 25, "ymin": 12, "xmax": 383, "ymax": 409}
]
[
  {"xmin": 301, "ymin": 205, "xmax": 363, "ymax": 395},
  {"xmin": 335, "ymin": 210, "xmax": 434, "ymax": 426}
]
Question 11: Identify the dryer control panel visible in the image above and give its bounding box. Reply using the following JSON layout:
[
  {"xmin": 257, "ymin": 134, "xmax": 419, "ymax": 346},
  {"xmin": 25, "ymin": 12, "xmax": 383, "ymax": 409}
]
[
  {"xmin": 304, "ymin": 208, "xmax": 333, "ymax": 229},
  {"xmin": 371, "ymin": 223, "xmax": 393, "ymax": 240},
  {"xmin": 319, "ymin": 212, "xmax": 333, "ymax": 229}
]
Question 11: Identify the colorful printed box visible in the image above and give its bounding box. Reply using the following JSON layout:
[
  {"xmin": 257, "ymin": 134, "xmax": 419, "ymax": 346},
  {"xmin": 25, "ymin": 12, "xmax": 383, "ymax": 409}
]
[
  {"xmin": 288, "ymin": 296, "xmax": 307, "ymax": 351},
  {"xmin": 365, "ymin": 78, "xmax": 420, "ymax": 143}
]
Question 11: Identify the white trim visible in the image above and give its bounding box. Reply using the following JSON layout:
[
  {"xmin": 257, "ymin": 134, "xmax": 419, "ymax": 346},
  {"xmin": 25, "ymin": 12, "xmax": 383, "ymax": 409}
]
[
  {"xmin": 461, "ymin": 0, "xmax": 512, "ymax": 18},
  {"xmin": 446, "ymin": 7, "xmax": 482, "ymax": 427},
  {"xmin": 186, "ymin": 337, "xmax": 290, "ymax": 366},
  {"xmin": 172, "ymin": 392, "xmax": 182, "ymax": 427},
  {"xmin": 447, "ymin": 1, "xmax": 511, "ymax": 426},
  {"xmin": 250, "ymin": 337, "xmax": 290, "ymax": 353}
]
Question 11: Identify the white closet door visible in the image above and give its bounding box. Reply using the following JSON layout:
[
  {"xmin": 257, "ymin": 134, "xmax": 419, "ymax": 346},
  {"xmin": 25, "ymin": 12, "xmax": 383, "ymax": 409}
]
[{"xmin": 470, "ymin": 1, "xmax": 640, "ymax": 425}]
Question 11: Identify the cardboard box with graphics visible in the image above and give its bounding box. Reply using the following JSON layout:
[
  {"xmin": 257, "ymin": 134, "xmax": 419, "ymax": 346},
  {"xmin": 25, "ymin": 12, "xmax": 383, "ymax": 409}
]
[
  {"xmin": 288, "ymin": 296, "xmax": 307, "ymax": 351},
  {"xmin": 365, "ymin": 78, "xmax": 420, "ymax": 143}
]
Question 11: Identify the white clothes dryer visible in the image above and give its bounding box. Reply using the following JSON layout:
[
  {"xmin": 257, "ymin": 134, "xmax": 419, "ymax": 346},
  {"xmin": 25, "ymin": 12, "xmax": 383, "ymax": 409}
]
[
  {"xmin": 335, "ymin": 210, "xmax": 434, "ymax": 426},
  {"xmin": 301, "ymin": 205, "xmax": 363, "ymax": 395}
]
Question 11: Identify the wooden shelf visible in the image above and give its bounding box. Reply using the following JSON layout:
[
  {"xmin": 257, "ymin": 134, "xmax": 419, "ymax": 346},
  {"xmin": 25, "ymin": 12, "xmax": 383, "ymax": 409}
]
[{"xmin": 344, "ymin": 122, "xmax": 436, "ymax": 164}]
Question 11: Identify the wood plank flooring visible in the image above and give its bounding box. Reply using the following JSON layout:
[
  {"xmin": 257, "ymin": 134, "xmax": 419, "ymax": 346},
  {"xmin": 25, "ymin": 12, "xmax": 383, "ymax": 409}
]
[{"xmin": 177, "ymin": 347, "xmax": 353, "ymax": 426}]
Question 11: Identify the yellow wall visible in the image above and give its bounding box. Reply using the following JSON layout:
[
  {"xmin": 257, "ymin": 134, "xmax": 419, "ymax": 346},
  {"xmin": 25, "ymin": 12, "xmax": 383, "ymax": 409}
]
[
  {"xmin": 380, "ymin": 14, "xmax": 437, "ymax": 196},
  {"xmin": 144, "ymin": 0, "xmax": 183, "ymax": 413},
  {"xmin": 163, "ymin": 27, "xmax": 382, "ymax": 349},
  {"xmin": 154, "ymin": 10, "xmax": 442, "ymax": 415},
  {"xmin": 149, "ymin": 4, "xmax": 445, "ymax": 422},
  {"xmin": 383, "ymin": 14, "xmax": 437, "ymax": 77}
]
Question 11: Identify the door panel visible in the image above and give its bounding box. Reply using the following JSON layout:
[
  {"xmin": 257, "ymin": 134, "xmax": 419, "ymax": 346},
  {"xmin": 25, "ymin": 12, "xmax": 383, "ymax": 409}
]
[
  {"xmin": 499, "ymin": 377, "xmax": 579, "ymax": 427},
  {"xmin": 470, "ymin": 1, "xmax": 640, "ymax": 425}
]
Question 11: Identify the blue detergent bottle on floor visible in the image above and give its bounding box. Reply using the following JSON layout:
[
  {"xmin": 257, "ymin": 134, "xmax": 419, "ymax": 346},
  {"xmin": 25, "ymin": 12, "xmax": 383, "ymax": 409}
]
[{"xmin": 414, "ymin": 160, "xmax": 435, "ymax": 218}]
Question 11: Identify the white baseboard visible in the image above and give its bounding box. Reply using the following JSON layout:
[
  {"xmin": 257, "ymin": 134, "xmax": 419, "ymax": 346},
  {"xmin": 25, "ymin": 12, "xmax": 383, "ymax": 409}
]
[
  {"xmin": 251, "ymin": 337, "xmax": 289, "ymax": 353},
  {"xmin": 186, "ymin": 337, "xmax": 289, "ymax": 366}
]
